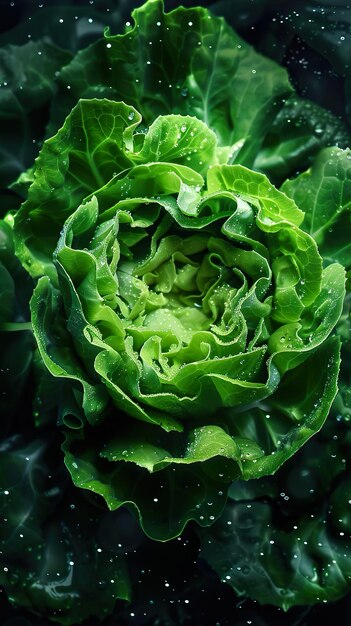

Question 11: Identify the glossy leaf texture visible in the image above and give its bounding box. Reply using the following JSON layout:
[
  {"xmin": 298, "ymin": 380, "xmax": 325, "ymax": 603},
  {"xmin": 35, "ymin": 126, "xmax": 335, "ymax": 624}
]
[{"xmin": 22, "ymin": 98, "xmax": 345, "ymax": 540}]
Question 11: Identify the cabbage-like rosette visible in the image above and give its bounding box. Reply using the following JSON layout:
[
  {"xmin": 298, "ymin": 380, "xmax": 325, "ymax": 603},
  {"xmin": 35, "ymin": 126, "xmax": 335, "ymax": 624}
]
[{"xmin": 29, "ymin": 99, "xmax": 344, "ymax": 540}]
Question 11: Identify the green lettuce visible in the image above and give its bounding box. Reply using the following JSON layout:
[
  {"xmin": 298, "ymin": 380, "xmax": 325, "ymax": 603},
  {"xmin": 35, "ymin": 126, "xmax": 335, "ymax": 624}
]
[{"xmin": 14, "ymin": 96, "xmax": 344, "ymax": 539}]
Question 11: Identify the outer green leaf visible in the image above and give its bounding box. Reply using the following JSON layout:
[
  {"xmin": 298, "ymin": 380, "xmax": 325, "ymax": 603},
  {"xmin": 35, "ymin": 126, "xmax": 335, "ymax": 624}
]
[
  {"xmin": 220, "ymin": 336, "xmax": 341, "ymax": 479},
  {"xmin": 48, "ymin": 0, "xmax": 292, "ymax": 166},
  {"xmin": 282, "ymin": 147, "xmax": 351, "ymax": 268},
  {"xmin": 63, "ymin": 427, "xmax": 235, "ymax": 541},
  {"xmin": 0, "ymin": 262, "xmax": 14, "ymax": 323},
  {"xmin": 39, "ymin": 0, "xmax": 350, "ymax": 197},
  {"xmin": 280, "ymin": 0, "xmax": 351, "ymax": 80},
  {"xmin": 30, "ymin": 274, "xmax": 109, "ymax": 425},
  {"xmin": 101, "ymin": 424, "xmax": 241, "ymax": 473},
  {"xmin": 14, "ymin": 99, "xmax": 141, "ymax": 279}
]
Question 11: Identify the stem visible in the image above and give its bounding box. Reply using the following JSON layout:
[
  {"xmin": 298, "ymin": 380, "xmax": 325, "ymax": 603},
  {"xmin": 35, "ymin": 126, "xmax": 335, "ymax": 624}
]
[{"xmin": 0, "ymin": 322, "xmax": 33, "ymax": 332}]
